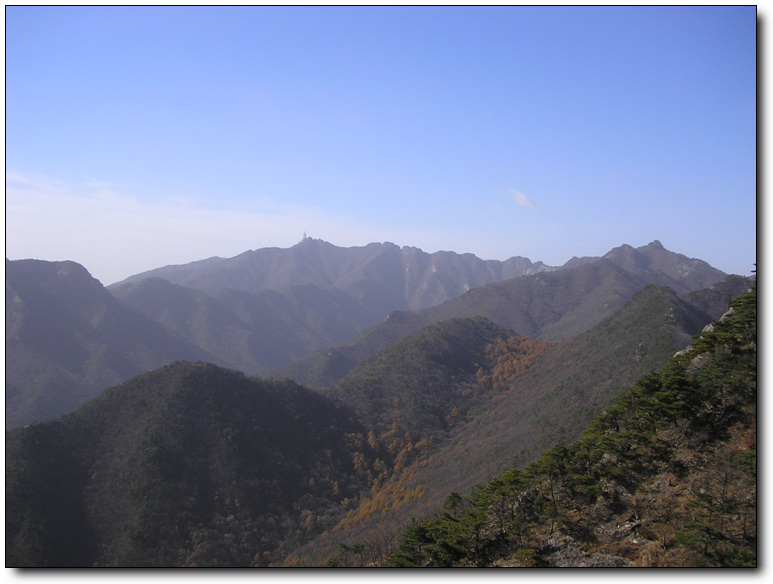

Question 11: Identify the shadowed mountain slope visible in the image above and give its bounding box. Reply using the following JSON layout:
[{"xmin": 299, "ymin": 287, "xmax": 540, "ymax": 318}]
[
  {"xmin": 294, "ymin": 285, "xmax": 724, "ymax": 566},
  {"xmin": 6, "ymin": 241, "xmax": 733, "ymax": 427},
  {"xmin": 6, "ymin": 362, "xmax": 367, "ymax": 567},
  {"xmin": 276, "ymin": 258, "xmax": 711, "ymax": 387},
  {"xmin": 326, "ymin": 317, "xmax": 525, "ymax": 438},
  {"xmin": 110, "ymin": 277, "xmax": 378, "ymax": 372},
  {"xmin": 5, "ymin": 260, "xmax": 221, "ymax": 428},
  {"xmin": 681, "ymin": 274, "xmax": 755, "ymax": 320},
  {"xmin": 106, "ymin": 239, "xmax": 727, "ymax": 386},
  {"xmin": 5, "ymin": 279, "xmax": 748, "ymax": 567},
  {"xmin": 385, "ymin": 283, "xmax": 757, "ymax": 567}
]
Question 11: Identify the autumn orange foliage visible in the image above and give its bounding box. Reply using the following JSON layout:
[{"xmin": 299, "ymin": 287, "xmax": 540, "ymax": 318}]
[{"xmin": 476, "ymin": 336, "xmax": 556, "ymax": 391}]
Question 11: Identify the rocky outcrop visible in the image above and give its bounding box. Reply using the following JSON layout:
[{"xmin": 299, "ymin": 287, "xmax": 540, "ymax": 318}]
[{"xmin": 542, "ymin": 533, "xmax": 631, "ymax": 567}]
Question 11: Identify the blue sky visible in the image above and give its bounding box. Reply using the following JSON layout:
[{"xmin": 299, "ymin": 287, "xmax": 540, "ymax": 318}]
[{"xmin": 5, "ymin": 6, "xmax": 757, "ymax": 285}]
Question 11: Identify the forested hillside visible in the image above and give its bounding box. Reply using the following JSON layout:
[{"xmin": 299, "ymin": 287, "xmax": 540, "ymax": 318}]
[
  {"xmin": 4, "ymin": 242, "xmax": 751, "ymax": 568},
  {"xmin": 5, "ymin": 281, "xmax": 753, "ymax": 567},
  {"xmin": 384, "ymin": 283, "xmax": 757, "ymax": 567},
  {"xmin": 327, "ymin": 317, "xmax": 539, "ymax": 438},
  {"xmin": 278, "ymin": 262, "xmax": 746, "ymax": 389},
  {"xmin": 6, "ymin": 363, "xmax": 368, "ymax": 567},
  {"xmin": 289, "ymin": 284, "xmax": 724, "ymax": 565}
]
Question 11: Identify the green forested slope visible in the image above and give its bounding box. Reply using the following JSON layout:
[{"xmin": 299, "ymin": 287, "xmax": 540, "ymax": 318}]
[
  {"xmin": 305, "ymin": 284, "xmax": 717, "ymax": 566},
  {"xmin": 326, "ymin": 317, "xmax": 534, "ymax": 438},
  {"xmin": 276, "ymin": 260, "xmax": 649, "ymax": 387},
  {"xmin": 6, "ymin": 363, "xmax": 367, "ymax": 567},
  {"xmin": 385, "ymin": 283, "xmax": 756, "ymax": 567}
]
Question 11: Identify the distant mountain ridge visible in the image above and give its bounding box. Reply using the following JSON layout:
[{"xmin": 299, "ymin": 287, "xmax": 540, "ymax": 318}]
[
  {"xmin": 276, "ymin": 257, "xmax": 744, "ymax": 388},
  {"xmin": 110, "ymin": 238, "xmax": 556, "ymax": 312},
  {"xmin": 110, "ymin": 238, "xmax": 724, "ymax": 307},
  {"xmin": 6, "ymin": 240, "xmax": 738, "ymax": 428},
  {"xmin": 107, "ymin": 239, "xmax": 560, "ymax": 374},
  {"xmin": 108, "ymin": 238, "xmax": 728, "ymax": 375}
]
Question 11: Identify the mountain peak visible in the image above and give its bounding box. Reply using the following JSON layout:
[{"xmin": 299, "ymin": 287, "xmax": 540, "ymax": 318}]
[{"xmin": 298, "ymin": 235, "xmax": 325, "ymax": 245}]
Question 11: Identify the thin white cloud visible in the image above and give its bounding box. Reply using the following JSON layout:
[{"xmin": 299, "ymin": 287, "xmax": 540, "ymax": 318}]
[
  {"xmin": 7, "ymin": 173, "xmax": 565, "ymax": 287},
  {"xmin": 6, "ymin": 171, "xmax": 71, "ymax": 194},
  {"xmin": 4, "ymin": 172, "xmax": 442, "ymax": 285},
  {"xmin": 508, "ymin": 188, "xmax": 541, "ymax": 211}
]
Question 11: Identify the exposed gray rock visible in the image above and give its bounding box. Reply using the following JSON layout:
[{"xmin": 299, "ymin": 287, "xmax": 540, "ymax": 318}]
[{"xmin": 543, "ymin": 534, "xmax": 630, "ymax": 567}]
